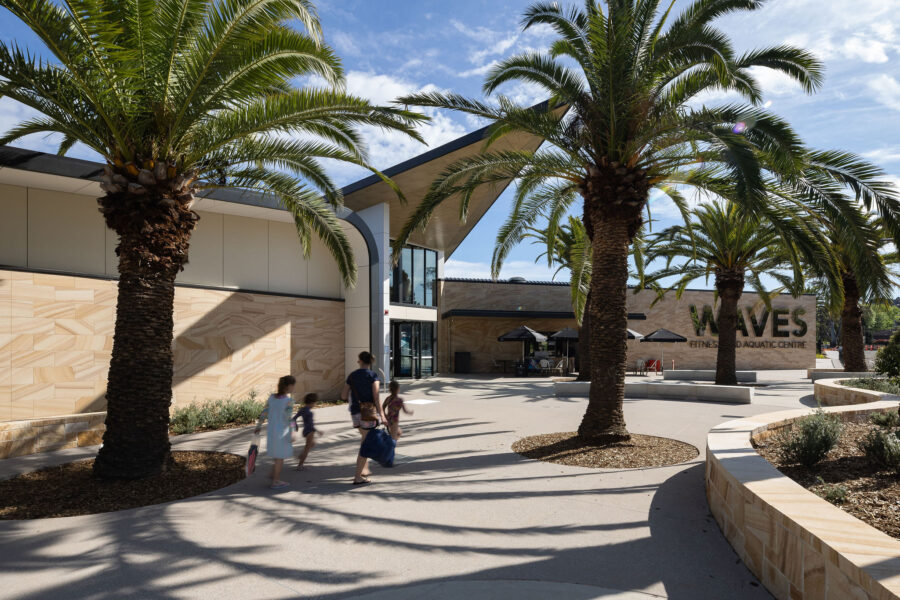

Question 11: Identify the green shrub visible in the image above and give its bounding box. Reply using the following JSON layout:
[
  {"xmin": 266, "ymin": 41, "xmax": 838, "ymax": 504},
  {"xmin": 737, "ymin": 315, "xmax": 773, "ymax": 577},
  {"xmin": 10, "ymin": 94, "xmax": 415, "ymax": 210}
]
[
  {"xmin": 170, "ymin": 391, "xmax": 265, "ymax": 435},
  {"xmin": 874, "ymin": 330, "xmax": 900, "ymax": 377},
  {"xmin": 778, "ymin": 410, "xmax": 843, "ymax": 467},
  {"xmin": 860, "ymin": 429, "xmax": 900, "ymax": 474},
  {"xmin": 844, "ymin": 377, "xmax": 900, "ymax": 395},
  {"xmin": 815, "ymin": 477, "xmax": 848, "ymax": 504},
  {"xmin": 870, "ymin": 409, "xmax": 900, "ymax": 429}
]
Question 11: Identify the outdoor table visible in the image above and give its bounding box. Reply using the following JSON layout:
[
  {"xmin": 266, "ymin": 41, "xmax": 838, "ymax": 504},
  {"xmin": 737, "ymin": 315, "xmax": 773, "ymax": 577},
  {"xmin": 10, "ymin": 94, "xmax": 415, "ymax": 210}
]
[{"xmin": 496, "ymin": 358, "xmax": 511, "ymax": 374}]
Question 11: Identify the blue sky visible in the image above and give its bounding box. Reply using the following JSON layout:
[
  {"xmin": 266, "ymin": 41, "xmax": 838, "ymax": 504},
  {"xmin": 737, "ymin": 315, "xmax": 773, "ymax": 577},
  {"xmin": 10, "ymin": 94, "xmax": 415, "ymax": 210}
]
[{"xmin": 2, "ymin": 0, "xmax": 899, "ymax": 284}]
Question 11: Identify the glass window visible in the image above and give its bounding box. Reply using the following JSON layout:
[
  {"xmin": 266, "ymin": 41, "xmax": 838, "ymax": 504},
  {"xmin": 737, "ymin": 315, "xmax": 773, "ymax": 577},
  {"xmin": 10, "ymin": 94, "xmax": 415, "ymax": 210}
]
[
  {"xmin": 390, "ymin": 243, "xmax": 437, "ymax": 307},
  {"xmin": 425, "ymin": 250, "xmax": 436, "ymax": 307},
  {"xmin": 399, "ymin": 247, "xmax": 413, "ymax": 304},
  {"xmin": 420, "ymin": 322, "xmax": 434, "ymax": 376},
  {"xmin": 413, "ymin": 247, "xmax": 425, "ymax": 305}
]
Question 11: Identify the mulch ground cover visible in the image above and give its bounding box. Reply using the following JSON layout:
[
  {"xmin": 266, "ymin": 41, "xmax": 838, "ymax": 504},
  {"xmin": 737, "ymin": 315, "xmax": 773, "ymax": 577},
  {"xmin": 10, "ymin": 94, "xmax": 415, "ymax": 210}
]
[
  {"xmin": 512, "ymin": 432, "xmax": 699, "ymax": 468},
  {"xmin": 0, "ymin": 451, "xmax": 245, "ymax": 520},
  {"xmin": 755, "ymin": 422, "xmax": 900, "ymax": 540}
]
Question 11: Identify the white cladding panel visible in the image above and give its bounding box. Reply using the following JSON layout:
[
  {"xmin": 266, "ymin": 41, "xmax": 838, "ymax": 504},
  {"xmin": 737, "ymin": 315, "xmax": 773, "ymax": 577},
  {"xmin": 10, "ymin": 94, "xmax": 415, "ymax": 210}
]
[
  {"xmin": 0, "ymin": 184, "xmax": 27, "ymax": 267},
  {"xmin": 179, "ymin": 211, "xmax": 224, "ymax": 287},
  {"xmin": 27, "ymin": 188, "xmax": 105, "ymax": 274},
  {"xmin": 223, "ymin": 214, "xmax": 269, "ymax": 290}
]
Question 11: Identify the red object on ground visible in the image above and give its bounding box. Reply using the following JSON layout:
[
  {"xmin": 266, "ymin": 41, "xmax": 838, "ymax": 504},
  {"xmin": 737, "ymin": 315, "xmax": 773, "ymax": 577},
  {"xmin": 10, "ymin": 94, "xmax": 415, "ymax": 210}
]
[
  {"xmin": 646, "ymin": 359, "xmax": 661, "ymax": 373},
  {"xmin": 246, "ymin": 435, "xmax": 260, "ymax": 476}
]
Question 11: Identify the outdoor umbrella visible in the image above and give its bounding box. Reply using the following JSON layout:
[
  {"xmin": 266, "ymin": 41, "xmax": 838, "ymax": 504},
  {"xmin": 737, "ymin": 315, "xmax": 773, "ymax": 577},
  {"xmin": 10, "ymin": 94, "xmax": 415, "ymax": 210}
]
[
  {"xmin": 550, "ymin": 327, "xmax": 579, "ymax": 371},
  {"xmin": 626, "ymin": 329, "xmax": 644, "ymax": 340},
  {"xmin": 498, "ymin": 325, "xmax": 548, "ymax": 361},
  {"xmin": 639, "ymin": 328, "xmax": 687, "ymax": 373}
]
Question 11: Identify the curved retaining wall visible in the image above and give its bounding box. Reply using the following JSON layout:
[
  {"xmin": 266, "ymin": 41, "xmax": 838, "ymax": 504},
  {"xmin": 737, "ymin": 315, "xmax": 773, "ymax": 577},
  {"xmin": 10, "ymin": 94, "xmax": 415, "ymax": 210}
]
[
  {"xmin": 706, "ymin": 403, "xmax": 900, "ymax": 600},
  {"xmin": 815, "ymin": 378, "xmax": 900, "ymax": 406}
]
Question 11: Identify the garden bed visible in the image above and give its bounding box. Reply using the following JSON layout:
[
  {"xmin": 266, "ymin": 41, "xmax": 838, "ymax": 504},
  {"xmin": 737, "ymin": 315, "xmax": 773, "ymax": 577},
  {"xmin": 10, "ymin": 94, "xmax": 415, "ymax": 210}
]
[
  {"xmin": 845, "ymin": 377, "xmax": 900, "ymax": 395},
  {"xmin": 512, "ymin": 432, "xmax": 698, "ymax": 468},
  {"xmin": 754, "ymin": 417, "xmax": 900, "ymax": 540},
  {"xmin": 0, "ymin": 451, "xmax": 245, "ymax": 519}
]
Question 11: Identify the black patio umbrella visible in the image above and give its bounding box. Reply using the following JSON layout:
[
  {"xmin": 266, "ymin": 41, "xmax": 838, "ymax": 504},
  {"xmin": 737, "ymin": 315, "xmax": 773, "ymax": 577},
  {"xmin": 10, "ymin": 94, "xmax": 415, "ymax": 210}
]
[
  {"xmin": 639, "ymin": 328, "xmax": 687, "ymax": 372},
  {"xmin": 498, "ymin": 325, "xmax": 548, "ymax": 361},
  {"xmin": 550, "ymin": 327, "xmax": 579, "ymax": 369},
  {"xmin": 626, "ymin": 329, "xmax": 644, "ymax": 340}
]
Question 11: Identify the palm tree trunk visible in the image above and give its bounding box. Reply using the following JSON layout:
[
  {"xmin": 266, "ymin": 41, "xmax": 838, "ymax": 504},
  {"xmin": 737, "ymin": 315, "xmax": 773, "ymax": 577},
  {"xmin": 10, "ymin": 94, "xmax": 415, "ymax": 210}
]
[
  {"xmin": 714, "ymin": 272, "xmax": 744, "ymax": 386},
  {"xmin": 578, "ymin": 216, "xmax": 631, "ymax": 442},
  {"xmin": 841, "ymin": 271, "xmax": 867, "ymax": 372},
  {"xmin": 94, "ymin": 266, "xmax": 178, "ymax": 478},
  {"xmin": 93, "ymin": 173, "xmax": 197, "ymax": 479},
  {"xmin": 576, "ymin": 290, "xmax": 591, "ymax": 381}
]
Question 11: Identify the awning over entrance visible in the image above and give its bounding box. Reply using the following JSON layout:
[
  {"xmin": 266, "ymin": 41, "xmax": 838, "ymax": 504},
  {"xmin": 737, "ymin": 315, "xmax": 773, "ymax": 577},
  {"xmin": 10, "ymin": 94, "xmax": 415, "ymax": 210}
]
[{"xmin": 442, "ymin": 309, "xmax": 648, "ymax": 320}]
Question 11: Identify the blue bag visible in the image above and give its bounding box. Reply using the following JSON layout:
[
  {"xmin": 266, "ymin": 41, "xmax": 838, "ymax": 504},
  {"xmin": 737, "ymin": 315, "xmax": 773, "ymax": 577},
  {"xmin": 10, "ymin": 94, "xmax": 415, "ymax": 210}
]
[{"xmin": 360, "ymin": 427, "xmax": 396, "ymax": 468}]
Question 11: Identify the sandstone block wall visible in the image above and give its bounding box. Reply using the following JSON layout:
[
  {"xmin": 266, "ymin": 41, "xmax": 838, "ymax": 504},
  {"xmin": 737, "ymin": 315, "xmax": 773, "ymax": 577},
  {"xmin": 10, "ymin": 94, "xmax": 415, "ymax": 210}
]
[
  {"xmin": 0, "ymin": 269, "xmax": 345, "ymax": 421},
  {"xmin": 0, "ymin": 412, "xmax": 105, "ymax": 458},
  {"xmin": 438, "ymin": 281, "xmax": 816, "ymax": 373},
  {"xmin": 706, "ymin": 405, "xmax": 900, "ymax": 600}
]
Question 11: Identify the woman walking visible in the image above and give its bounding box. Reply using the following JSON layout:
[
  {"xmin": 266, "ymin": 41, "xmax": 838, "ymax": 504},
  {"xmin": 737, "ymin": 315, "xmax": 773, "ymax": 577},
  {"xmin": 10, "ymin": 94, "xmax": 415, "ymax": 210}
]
[{"xmin": 341, "ymin": 351, "xmax": 385, "ymax": 484}]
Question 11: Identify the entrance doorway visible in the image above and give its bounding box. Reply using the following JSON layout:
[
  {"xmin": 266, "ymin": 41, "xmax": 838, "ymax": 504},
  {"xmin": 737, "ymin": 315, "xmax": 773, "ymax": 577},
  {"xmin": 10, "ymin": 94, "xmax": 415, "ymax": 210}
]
[{"xmin": 390, "ymin": 321, "xmax": 434, "ymax": 379}]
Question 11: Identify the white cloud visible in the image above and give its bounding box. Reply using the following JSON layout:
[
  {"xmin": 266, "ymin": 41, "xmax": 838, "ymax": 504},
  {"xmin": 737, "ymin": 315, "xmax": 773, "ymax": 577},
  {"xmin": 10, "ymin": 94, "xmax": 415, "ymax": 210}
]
[
  {"xmin": 747, "ymin": 66, "xmax": 804, "ymax": 97},
  {"xmin": 0, "ymin": 97, "xmax": 60, "ymax": 154},
  {"xmin": 862, "ymin": 147, "xmax": 900, "ymax": 164},
  {"xmin": 318, "ymin": 71, "xmax": 469, "ymax": 184},
  {"xmin": 842, "ymin": 37, "xmax": 890, "ymax": 64},
  {"xmin": 330, "ymin": 30, "xmax": 361, "ymax": 57},
  {"xmin": 444, "ymin": 258, "xmax": 563, "ymax": 282},
  {"xmin": 867, "ymin": 74, "xmax": 900, "ymax": 112},
  {"xmin": 458, "ymin": 61, "xmax": 498, "ymax": 78}
]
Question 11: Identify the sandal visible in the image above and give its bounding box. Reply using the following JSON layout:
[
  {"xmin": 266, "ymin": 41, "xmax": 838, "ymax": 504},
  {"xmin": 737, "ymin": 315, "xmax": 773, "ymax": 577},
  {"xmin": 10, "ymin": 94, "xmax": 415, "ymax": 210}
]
[
  {"xmin": 352, "ymin": 477, "xmax": 371, "ymax": 485},
  {"xmin": 270, "ymin": 481, "xmax": 290, "ymax": 489}
]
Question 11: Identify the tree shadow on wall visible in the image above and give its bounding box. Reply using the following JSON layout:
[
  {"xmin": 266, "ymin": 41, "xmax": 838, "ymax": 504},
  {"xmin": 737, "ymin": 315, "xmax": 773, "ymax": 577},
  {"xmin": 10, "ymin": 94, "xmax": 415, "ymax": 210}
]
[{"xmin": 81, "ymin": 290, "xmax": 346, "ymax": 412}]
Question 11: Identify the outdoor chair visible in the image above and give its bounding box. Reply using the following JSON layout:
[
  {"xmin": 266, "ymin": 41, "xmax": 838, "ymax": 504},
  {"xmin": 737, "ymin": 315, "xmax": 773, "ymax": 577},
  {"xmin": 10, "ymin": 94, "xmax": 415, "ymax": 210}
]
[
  {"xmin": 634, "ymin": 359, "xmax": 647, "ymax": 376},
  {"xmin": 551, "ymin": 359, "xmax": 567, "ymax": 376},
  {"xmin": 539, "ymin": 359, "xmax": 552, "ymax": 375}
]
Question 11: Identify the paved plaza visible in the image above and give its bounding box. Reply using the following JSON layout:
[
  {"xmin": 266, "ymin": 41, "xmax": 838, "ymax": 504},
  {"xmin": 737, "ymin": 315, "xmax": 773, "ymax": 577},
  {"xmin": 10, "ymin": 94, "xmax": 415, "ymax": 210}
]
[{"xmin": 0, "ymin": 375, "xmax": 821, "ymax": 599}]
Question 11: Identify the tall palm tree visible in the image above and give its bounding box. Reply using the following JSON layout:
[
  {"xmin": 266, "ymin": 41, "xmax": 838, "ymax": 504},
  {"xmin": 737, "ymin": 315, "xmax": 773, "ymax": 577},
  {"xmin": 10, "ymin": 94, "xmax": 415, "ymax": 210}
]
[
  {"xmin": 641, "ymin": 201, "xmax": 824, "ymax": 385},
  {"xmin": 391, "ymin": 0, "xmax": 877, "ymax": 443},
  {"xmin": 0, "ymin": 0, "xmax": 425, "ymax": 478},
  {"xmin": 810, "ymin": 216, "xmax": 897, "ymax": 372}
]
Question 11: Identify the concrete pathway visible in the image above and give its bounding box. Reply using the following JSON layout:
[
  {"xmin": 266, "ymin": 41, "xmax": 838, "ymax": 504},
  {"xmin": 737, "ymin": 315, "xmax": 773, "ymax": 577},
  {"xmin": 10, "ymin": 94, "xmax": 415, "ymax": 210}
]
[{"xmin": 0, "ymin": 376, "xmax": 816, "ymax": 599}]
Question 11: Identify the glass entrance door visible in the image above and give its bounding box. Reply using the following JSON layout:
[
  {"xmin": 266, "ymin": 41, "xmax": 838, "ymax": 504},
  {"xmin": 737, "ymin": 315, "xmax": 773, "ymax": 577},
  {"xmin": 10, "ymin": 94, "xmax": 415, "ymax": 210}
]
[{"xmin": 390, "ymin": 321, "xmax": 434, "ymax": 379}]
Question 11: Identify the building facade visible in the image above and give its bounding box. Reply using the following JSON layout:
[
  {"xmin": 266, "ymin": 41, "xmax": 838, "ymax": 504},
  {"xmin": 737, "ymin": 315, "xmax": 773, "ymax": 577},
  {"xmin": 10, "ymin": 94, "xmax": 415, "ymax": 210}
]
[
  {"xmin": 0, "ymin": 121, "xmax": 544, "ymax": 421},
  {"xmin": 0, "ymin": 122, "xmax": 815, "ymax": 423},
  {"xmin": 440, "ymin": 279, "xmax": 816, "ymax": 373}
]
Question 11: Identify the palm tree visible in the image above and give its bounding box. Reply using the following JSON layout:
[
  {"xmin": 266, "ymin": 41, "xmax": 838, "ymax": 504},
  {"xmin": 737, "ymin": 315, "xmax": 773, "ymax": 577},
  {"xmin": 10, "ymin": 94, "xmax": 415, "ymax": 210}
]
[
  {"xmin": 392, "ymin": 0, "xmax": 859, "ymax": 443},
  {"xmin": 520, "ymin": 214, "xmax": 594, "ymax": 379},
  {"xmin": 0, "ymin": 0, "xmax": 425, "ymax": 478},
  {"xmin": 641, "ymin": 201, "xmax": 824, "ymax": 385},
  {"xmin": 810, "ymin": 216, "xmax": 897, "ymax": 372}
]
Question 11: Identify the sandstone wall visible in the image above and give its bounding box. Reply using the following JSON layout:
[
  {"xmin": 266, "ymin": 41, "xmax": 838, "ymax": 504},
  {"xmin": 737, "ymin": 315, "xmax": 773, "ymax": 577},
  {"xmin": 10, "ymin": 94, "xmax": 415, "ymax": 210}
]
[
  {"xmin": 438, "ymin": 281, "xmax": 816, "ymax": 373},
  {"xmin": 0, "ymin": 269, "xmax": 345, "ymax": 421}
]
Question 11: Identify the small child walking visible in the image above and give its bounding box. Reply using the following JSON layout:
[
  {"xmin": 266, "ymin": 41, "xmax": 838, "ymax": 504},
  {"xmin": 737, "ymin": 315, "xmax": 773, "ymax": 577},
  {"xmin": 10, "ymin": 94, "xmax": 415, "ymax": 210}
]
[
  {"xmin": 254, "ymin": 375, "xmax": 295, "ymax": 489},
  {"xmin": 382, "ymin": 380, "xmax": 413, "ymax": 440},
  {"xmin": 293, "ymin": 393, "xmax": 321, "ymax": 470}
]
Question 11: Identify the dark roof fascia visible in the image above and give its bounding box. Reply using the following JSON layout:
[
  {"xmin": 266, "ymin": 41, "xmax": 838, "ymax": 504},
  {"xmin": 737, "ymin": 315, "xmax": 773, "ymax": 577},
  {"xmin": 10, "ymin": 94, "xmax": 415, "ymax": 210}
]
[
  {"xmin": 442, "ymin": 308, "xmax": 647, "ymax": 320},
  {"xmin": 0, "ymin": 146, "xmax": 105, "ymax": 180},
  {"xmin": 441, "ymin": 277, "xmax": 569, "ymax": 287}
]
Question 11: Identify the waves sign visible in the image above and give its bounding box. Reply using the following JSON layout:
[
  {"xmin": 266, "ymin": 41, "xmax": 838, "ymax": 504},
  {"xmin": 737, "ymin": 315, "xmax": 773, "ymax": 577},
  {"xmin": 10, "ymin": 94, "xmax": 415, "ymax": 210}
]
[{"xmin": 688, "ymin": 305, "xmax": 808, "ymax": 350}]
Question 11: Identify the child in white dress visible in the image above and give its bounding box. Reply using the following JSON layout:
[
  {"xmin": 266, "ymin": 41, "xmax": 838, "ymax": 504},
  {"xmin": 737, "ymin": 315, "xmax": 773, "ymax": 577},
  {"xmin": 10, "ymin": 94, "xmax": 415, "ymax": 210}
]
[{"xmin": 254, "ymin": 375, "xmax": 295, "ymax": 489}]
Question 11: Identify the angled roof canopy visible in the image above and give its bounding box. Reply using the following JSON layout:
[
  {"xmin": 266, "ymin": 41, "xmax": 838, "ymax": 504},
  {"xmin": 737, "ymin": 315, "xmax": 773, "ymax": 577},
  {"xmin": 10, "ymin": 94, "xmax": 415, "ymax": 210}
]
[{"xmin": 341, "ymin": 125, "xmax": 547, "ymax": 256}]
